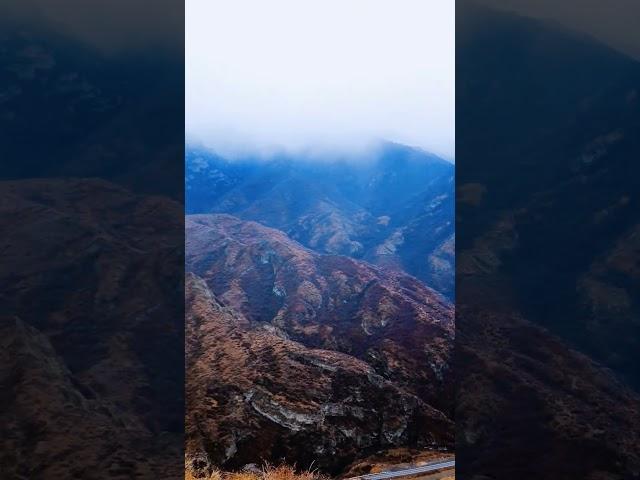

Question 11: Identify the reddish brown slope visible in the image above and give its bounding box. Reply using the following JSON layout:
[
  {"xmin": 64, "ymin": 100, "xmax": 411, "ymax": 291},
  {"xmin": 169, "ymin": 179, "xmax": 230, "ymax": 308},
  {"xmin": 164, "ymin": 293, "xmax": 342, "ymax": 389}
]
[
  {"xmin": 186, "ymin": 214, "xmax": 453, "ymax": 411},
  {"xmin": 185, "ymin": 214, "xmax": 455, "ymax": 474},
  {"xmin": 186, "ymin": 274, "xmax": 452, "ymax": 475}
]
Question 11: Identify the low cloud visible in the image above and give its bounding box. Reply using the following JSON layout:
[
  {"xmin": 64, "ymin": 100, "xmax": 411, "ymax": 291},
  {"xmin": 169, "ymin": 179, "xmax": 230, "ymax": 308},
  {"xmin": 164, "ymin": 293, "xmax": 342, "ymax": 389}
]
[{"xmin": 186, "ymin": 0, "xmax": 454, "ymax": 159}]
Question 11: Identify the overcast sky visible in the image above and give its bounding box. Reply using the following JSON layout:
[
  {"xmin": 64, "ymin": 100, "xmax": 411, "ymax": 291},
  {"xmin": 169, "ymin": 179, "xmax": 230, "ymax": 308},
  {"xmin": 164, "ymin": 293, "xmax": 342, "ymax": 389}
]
[
  {"xmin": 7, "ymin": 0, "xmax": 637, "ymax": 160},
  {"xmin": 186, "ymin": 0, "xmax": 455, "ymax": 159}
]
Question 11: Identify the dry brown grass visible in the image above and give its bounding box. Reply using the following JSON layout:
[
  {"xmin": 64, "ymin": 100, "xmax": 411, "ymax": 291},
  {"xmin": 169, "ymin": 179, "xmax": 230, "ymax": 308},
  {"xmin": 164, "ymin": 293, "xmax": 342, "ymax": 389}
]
[
  {"xmin": 185, "ymin": 470, "xmax": 221, "ymax": 480},
  {"xmin": 186, "ymin": 464, "xmax": 327, "ymax": 480}
]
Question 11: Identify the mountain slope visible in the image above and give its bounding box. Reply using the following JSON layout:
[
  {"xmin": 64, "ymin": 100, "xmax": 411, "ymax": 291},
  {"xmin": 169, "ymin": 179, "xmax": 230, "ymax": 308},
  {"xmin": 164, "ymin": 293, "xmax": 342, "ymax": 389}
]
[
  {"xmin": 185, "ymin": 214, "xmax": 454, "ymax": 474},
  {"xmin": 185, "ymin": 143, "xmax": 454, "ymax": 297}
]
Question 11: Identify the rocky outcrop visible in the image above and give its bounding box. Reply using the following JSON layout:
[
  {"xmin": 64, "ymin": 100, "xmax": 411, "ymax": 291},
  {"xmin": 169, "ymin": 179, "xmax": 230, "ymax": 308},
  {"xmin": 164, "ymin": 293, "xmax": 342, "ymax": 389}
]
[
  {"xmin": 185, "ymin": 215, "xmax": 454, "ymax": 474},
  {"xmin": 186, "ymin": 275, "xmax": 452, "ymax": 475}
]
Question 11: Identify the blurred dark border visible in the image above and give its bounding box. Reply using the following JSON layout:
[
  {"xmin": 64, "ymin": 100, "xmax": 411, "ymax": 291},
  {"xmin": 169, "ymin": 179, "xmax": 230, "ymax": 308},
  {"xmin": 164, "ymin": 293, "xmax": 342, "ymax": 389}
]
[
  {"xmin": 457, "ymin": 1, "xmax": 640, "ymax": 478},
  {"xmin": 0, "ymin": 1, "xmax": 184, "ymax": 478}
]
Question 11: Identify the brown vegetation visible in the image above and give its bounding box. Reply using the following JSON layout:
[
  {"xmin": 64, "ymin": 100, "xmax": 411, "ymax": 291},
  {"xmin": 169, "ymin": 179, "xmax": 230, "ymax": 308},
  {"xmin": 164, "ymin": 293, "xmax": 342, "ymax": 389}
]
[
  {"xmin": 186, "ymin": 464, "xmax": 327, "ymax": 480},
  {"xmin": 185, "ymin": 214, "xmax": 454, "ymax": 474}
]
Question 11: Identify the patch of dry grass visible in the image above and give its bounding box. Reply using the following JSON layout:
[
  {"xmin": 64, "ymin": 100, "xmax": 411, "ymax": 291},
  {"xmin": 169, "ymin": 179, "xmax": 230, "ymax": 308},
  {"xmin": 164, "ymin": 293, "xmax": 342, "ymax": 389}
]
[
  {"xmin": 186, "ymin": 464, "xmax": 327, "ymax": 480},
  {"xmin": 185, "ymin": 470, "xmax": 221, "ymax": 480}
]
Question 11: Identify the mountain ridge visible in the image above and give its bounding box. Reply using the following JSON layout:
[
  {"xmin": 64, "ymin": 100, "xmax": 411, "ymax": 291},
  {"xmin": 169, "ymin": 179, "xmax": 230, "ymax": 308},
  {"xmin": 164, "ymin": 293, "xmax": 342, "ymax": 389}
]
[{"xmin": 186, "ymin": 143, "xmax": 454, "ymax": 298}]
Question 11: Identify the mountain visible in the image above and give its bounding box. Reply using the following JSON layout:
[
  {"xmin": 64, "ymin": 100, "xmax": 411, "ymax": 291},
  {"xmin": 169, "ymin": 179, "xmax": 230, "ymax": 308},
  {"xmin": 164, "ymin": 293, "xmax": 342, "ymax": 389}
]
[
  {"xmin": 185, "ymin": 143, "xmax": 454, "ymax": 298},
  {"xmin": 185, "ymin": 214, "xmax": 454, "ymax": 475},
  {"xmin": 0, "ymin": 179, "xmax": 184, "ymax": 478}
]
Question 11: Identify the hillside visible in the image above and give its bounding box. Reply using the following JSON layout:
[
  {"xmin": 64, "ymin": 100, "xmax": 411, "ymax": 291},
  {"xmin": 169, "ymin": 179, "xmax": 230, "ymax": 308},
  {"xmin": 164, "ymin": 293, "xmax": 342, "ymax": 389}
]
[{"xmin": 185, "ymin": 214, "xmax": 454, "ymax": 475}]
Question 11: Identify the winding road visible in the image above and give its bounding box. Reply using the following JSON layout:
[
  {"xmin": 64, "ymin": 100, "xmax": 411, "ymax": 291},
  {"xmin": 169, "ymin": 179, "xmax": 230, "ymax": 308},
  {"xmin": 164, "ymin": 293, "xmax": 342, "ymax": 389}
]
[{"xmin": 347, "ymin": 459, "xmax": 455, "ymax": 480}]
